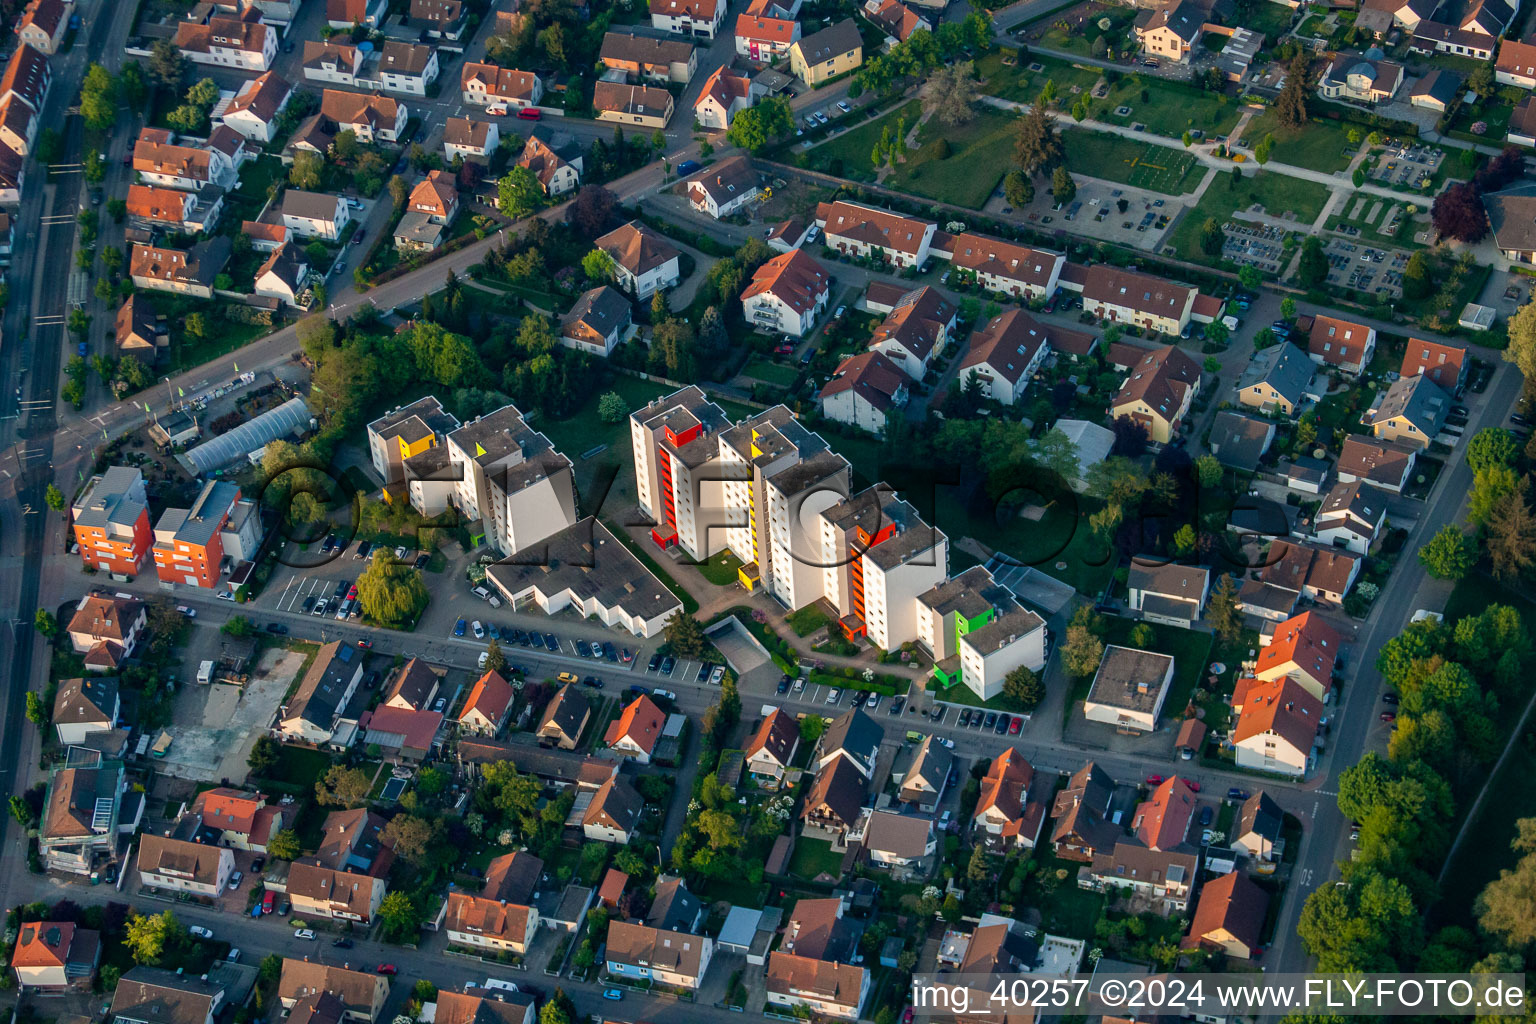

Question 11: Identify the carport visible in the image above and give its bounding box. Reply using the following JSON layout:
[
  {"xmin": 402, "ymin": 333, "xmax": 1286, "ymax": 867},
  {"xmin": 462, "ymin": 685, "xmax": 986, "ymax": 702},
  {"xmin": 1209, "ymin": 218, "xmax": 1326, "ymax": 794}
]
[{"xmin": 984, "ymin": 557, "xmax": 1077, "ymax": 615}]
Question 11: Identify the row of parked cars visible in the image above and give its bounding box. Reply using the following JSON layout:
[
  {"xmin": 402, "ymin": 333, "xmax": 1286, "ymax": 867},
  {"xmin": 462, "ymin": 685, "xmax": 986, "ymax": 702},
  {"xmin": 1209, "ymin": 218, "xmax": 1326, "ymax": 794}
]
[{"xmin": 958, "ymin": 708, "xmax": 1025, "ymax": 735}]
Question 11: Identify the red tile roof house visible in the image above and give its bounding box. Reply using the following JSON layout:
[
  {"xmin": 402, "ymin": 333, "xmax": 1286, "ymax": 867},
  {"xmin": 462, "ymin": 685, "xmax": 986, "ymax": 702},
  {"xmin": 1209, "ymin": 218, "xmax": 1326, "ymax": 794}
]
[
  {"xmin": 945, "ymin": 233, "xmax": 1064, "ymax": 301},
  {"xmin": 457, "ymin": 670, "xmax": 515, "ymax": 736},
  {"xmin": 740, "ymin": 248, "xmax": 829, "ymax": 337},
  {"xmin": 66, "ymin": 593, "xmax": 146, "ymax": 672},
  {"xmin": 359, "ymin": 705, "xmax": 444, "ymax": 762},
  {"xmin": 1081, "ymin": 264, "xmax": 1198, "ymax": 336},
  {"xmin": 460, "ymin": 62, "xmax": 544, "ymax": 109},
  {"xmin": 1306, "ymin": 314, "xmax": 1376, "ymax": 375},
  {"xmin": 16, "ymin": 0, "xmax": 67, "ymax": 56},
  {"xmin": 327, "ymin": 0, "xmax": 387, "ymax": 28},
  {"xmin": 1337, "ymin": 434, "xmax": 1418, "ymax": 492},
  {"xmin": 1497, "ymin": 37, "xmax": 1536, "ymax": 87},
  {"xmin": 319, "ymin": 89, "xmax": 407, "ymax": 143},
  {"xmin": 816, "ymin": 200, "xmax": 937, "ymax": 269},
  {"xmin": 173, "ymin": 10, "xmax": 278, "ymax": 73},
  {"xmin": 693, "ymin": 65, "xmax": 758, "ymax": 129},
  {"xmin": 189, "ymin": 787, "xmax": 284, "ymax": 851},
  {"xmin": 1230, "ymin": 675, "xmax": 1322, "ymax": 777},
  {"xmin": 735, "ymin": 13, "xmax": 800, "ymax": 59},
  {"xmin": 971, "ymin": 748, "xmax": 1047, "ymax": 849},
  {"xmin": 650, "ymin": 0, "xmax": 727, "ymax": 40},
  {"xmin": 1254, "ymin": 609, "xmax": 1342, "ymax": 701},
  {"xmin": 604, "ymin": 694, "xmax": 666, "ymax": 763},
  {"xmin": 869, "ymin": 285, "xmax": 957, "ymax": 379},
  {"xmin": 1399, "ymin": 337, "xmax": 1467, "ymax": 391},
  {"xmin": 407, "ymin": 169, "xmax": 459, "ymax": 224},
  {"xmin": 819, "ymin": 350, "xmax": 908, "ymax": 435},
  {"xmin": 958, "ymin": 308, "xmax": 1052, "ymax": 406},
  {"xmin": 10, "ymin": 920, "xmax": 100, "ymax": 989},
  {"xmin": 218, "ymin": 71, "xmax": 294, "ymax": 143},
  {"xmin": 1180, "ymin": 871, "xmax": 1269, "ymax": 959}
]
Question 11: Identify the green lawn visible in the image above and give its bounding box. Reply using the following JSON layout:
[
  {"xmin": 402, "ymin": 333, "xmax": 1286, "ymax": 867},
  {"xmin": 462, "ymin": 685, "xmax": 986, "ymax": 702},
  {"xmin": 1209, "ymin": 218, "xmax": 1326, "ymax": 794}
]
[
  {"xmin": 1035, "ymin": 8, "xmax": 1138, "ymax": 58},
  {"xmin": 1062, "ymin": 130, "xmax": 1206, "ymax": 195},
  {"xmin": 535, "ymin": 374, "xmax": 672, "ymax": 506},
  {"xmin": 881, "ymin": 108, "xmax": 1019, "ymax": 209},
  {"xmin": 742, "ymin": 359, "xmax": 800, "ymax": 387},
  {"xmin": 1242, "ymin": 107, "xmax": 1357, "ymax": 174},
  {"xmin": 1020, "ymin": 852, "xmax": 1106, "ymax": 937},
  {"xmin": 1166, "ymin": 169, "xmax": 1331, "ymax": 264},
  {"xmin": 977, "ymin": 51, "xmax": 1104, "ymax": 105},
  {"xmin": 263, "ymin": 745, "xmax": 333, "ymax": 788},
  {"xmin": 696, "ymin": 549, "xmax": 745, "ymax": 587},
  {"xmin": 788, "ymin": 837, "xmax": 846, "ymax": 879},
  {"xmin": 1240, "ymin": 0, "xmax": 1297, "ymax": 39},
  {"xmin": 805, "ymin": 100, "xmax": 922, "ymax": 181},
  {"xmin": 1089, "ymin": 78, "xmax": 1243, "ymax": 139}
]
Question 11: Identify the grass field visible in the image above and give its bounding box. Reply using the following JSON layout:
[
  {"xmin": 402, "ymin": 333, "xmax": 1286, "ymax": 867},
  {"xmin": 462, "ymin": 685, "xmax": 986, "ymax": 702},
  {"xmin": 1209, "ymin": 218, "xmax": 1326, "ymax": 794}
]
[
  {"xmin": 1165, "ymin": 169, "xmax": 1331, "ymax": 263},
  {"xmin": 805, "ymin": 99, "xmax": 922, "ymax": 181},
  {"xmin": 1063, "ymin": 129, "xmax": 1206, "ymax": 194},
  {"xmin": 788, "ymin": 837, "xmax": 846, "ymax": 879},
  {"xmin": 1241, "ymin": 0, "xmax": 1297, "ymax": 38},
  {"xmin": 977, "ymin": 51, "xmax": 1103, "ymax": 105},
  {"xmin": 742, "ymin": 359, "xmax": 800, "ymax": 387},
  {"xmin": 1242, "ymin": 107, "xmax": 1358, "ymax": 173},
  {"xmin": 1090, "ymin": 78, "xmax": 1243, "ymax": 139},
  {"xmin": 1034, "ymin": 7, "xmax": 1138, "ymax": 58}
]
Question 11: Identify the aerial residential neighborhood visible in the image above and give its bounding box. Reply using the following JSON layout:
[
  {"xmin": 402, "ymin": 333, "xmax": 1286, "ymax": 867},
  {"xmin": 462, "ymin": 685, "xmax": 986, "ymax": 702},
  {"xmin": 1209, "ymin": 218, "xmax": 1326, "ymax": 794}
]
[{"xmin": 0, "ymin": 0, "xmax": 1535, "ymax": 1017}]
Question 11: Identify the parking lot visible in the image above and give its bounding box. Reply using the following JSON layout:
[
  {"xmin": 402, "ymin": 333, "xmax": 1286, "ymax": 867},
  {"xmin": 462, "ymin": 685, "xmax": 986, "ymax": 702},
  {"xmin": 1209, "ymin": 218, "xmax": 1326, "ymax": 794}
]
[
  {"xmin": 1322, "ymin": 238, "xmax": 1407, "ymax": 298},
  {"xmin": 1000, "ymin": 179, "xmax": 1182, "ymax": 251},
  {"xmin": 1220, "ymin": 219, "xmax": 1290, "ymax": 275},
  {"xmin": 1368, "ymin": 141, "xmax": 1445, "ymax": 188}
]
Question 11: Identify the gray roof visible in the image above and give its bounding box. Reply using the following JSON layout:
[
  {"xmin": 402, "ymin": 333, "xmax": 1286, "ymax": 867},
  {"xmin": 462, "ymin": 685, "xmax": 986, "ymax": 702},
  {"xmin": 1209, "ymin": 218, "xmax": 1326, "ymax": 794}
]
[
  {"xmin": 448, "ymin": 403, "xmax": 571, "ymax": 496},
  {"xmin": 1410, "ymin": 68, "xmax": 1462, "ymax": 105},
  {"xmin": 281, "ymin": 189, "xmax": 343, "ymax": 222},
  {"xmin": 561, "ymin": 285, "xmax": 631, "ymax": 340},
  {"xmin": 820, "ymin": 485, "xmax": 943, "ymax": 572},
  {"xmin": 1087, "ymin": 645, "xmax": 1175, "ymax": 712},
  {"xmin": 111, "ymin": 967, "xmax": 223, "ymax": 1024},
  {"xmin": 1128, "ymin": 560, "xmax": 1209, "ymax": 601},
  {"xmin": 631, "ymin": 386, "xmax": 732, "ymax": 469},
  {"xmin": 862, "ymin": 810, "xmax": 932, "ymax": 858},
  {"xmin": 795, "ymin": 18, "xmax": 862, "ymax": 64},
  {"xmin": 600, "ymin": 30, "xmax": 694, "ymax": 67},
  {"xmin": 73, "ymin": 467, "xmax": 147, "ymax": 532},
  {"xmin": 820, "ymin": 708, "xmax": 884, "ymax": 773},
  {"xmin": 394, "ymin": 210, "xmax": 445, "ymax": 246},
  {"xmin": 286, "ymin": 641, "xmax": 361, "ymax": 728},
  {"xmin": 183, "ymin": 397, "xmax": 312, "ymax": 475},
  {"xmin": 367, "ymin": 396, "xmax": 459, "ymax": 446},
  {"xmin": 1366, "ymin": 373, "xmax": 1450, "ymax": 435},
  {"xmin": 1485, "ymin": 181, "xmax": 1536, "ymax": 254},
  {"xmin": 646, "ymin": 878, "xmax": 703, "ymax": 931},
  {"xmin": 154, "ymin": 479, "xmax": 241, "ymax": 547},
  {"xmin": 54, "ymin": 676, "xmax": 119, "ymax": 727},
  {"xmin": 1210, "ymin": 410, "xmax": 1274, "ymax": 471},
  {"xmin": 1238, "ymin": 341, "xmax": 1315, "ymax": 406},
  {"xmin": 485, "ymin": 518, "xmax": 682, "ymax": 627}
]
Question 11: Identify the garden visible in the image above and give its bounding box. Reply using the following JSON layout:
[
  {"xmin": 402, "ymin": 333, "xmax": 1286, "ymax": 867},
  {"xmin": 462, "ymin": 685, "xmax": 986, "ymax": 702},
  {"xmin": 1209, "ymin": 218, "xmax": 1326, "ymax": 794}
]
[
  {"xmin": 1088, "ymin": 77, "xmax": 1244, "ymax": 139},
  {"xmin": 1061, "ymin": 130, "xmax": 1206, "ymax": 195},
  {"xmin": 1165, "ymin": 168, "xmax": 1331, "ymax": 266},
  {"xmin": 1241, "ymin": 107, "xmax": 1358, "ymax": 174}
]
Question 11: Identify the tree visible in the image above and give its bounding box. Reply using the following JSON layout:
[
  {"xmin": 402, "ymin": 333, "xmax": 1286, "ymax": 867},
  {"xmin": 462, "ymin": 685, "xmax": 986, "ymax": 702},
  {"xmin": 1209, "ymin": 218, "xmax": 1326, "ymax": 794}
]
[
  {"xmin": 1171, "ymin": 523, "xmax": 1198, "ymax": 557},
  {"xmin": 1477, "ymin": 818, "xmax": 1536, "ymax": 950},
  {"xmin": 1280, "ymin": 296, "xmax": 1296, "ymax": 321},
  {"xmin": 80, "ymin": 64, "xmax": 118, "ymax": 132},
  {"xmin": 920, "ymin": 62, "xmax": 981, "ymax": 126},
  {"xmin": 34, "ymin": 608, "xmax": 57, "ymax": 638},
  {"xmin": 1254, "ymin": 136, "xmax": 1273, "ymax": 164},
  {"xmin": 498, "ymin": 166, "xmax": 543, "ymax": 219},
  {"xmin": 664, "ymin": 613, "xmax": 706, "ymax": 658},
  {"xmin": 1207, "ymin": 573, "xmax": 1241, "ymax": 643},
  {"xmin": 1467, "ymin": 426, "xmax": 1518, "ymax": 473},
  {"xmin": 388, "ymin": 174, "xmax": 410, "ymax": 210},
  {"xmin": 24, "ymin": 691, "xmax": 45, "ymax": 728},
  {"xmin": 1417, "ymin": 523, "xmax": 1476, "ymax": 580},
  {"xmin": 1297, "ymin": 868, "xmax": 1420, "ymax": 971},
  {"xmin": 1013, "ymin": 104, "xmax": 1063, "ymax": 176},
  {"xmin": 316, "ymin": 766, "xmax": 372, "ymax": 808},
  {"xmin": 1002, "ymin": 666, "xmax": 1045, "ymax": 711},
  {"xmin": 120, "ymin": 61, "xmax": 148, "ymax": 109},
  {"xmin": 1194, "ymin": 453, "xmax": 1222, "ymax": 487},
  {"xmin": 568, "ymin": 185, "xmax": 617, "ymax": 238},
  {"xmin": 1469, "ymin": 61, "xmax": 1496, "ymax": 100},
  {"xmin": 247, "ymin": 736, "xmax": 280, "ymax": 775},
  {"xmin": 382, "ymin": 815, "xmax": 435, "ymax": 861},
  {"xmin": 124, "ymin": 911, "xmax": 180, "ymax": 964},
  {"xmin": 1203, "ymin": 320, "xmax": 1229, "ymax": 347},
  {"xmin": 149, "ymin": 39, "xmax": 185, "ymax": 91},
  {"xmin": 1199, "ymin": 217, "xmax": 1225, "ymax": 257},
  {"xmin": 45, "ymin": 483, "xmax": 65, "ymax": 512},
  {"xmin": 1486, "ymin": 484, "xmax": 1536, "ymax": 580},
  {"xmin": 378, "ymin": 891, "xmax": 421, "ymax": 935},
  {"xmin": 1275, "ymin": 53, "xmax": 1311, "ymax": 131},
  {"xmin": 483, "ymin": 638, "xmax": 506, "ymax": 675},
  {"xmin": 597, "ymin": 392, "xmax": 627, "ymax": 423},
  {"xmin": 1402, "ymin": 250, "xmax": 1433, "ymax": 299},
  {"xmin": 1432, "ymin": 181, "xmax": 1490, "ymax": 243},
  {"xmin": 1003, "ymin": 169, "xmax": 1034, "ymax": 207},
  {"xmin": 267, "ymin": 828, "xmax": 302, "ymax": 860},
  {"xmin": 582, "ymin": 247, "xmax": 616, "ymax": 283},
  {"xmin": 1470, "ymin": 464, "xmax": 1519, "ymax": 526},
  {"xmin": 1061, "ymin": 619, "xmax": 1104, "ymax": 679},
  {"xmin": 1051, "ymin": 165, "xmax": 1076, "ymax": 204},
  {"xmin": 290, "ymin": 150, "xmax": 323, "ymax": 190},
  {"xmin": 1239, "ymin": 265, "xmax": 1262, "ymax": 291},
  {"xmin": 1297, "ymin": 235, "xmax": 1329, "ymax": 287},
  {"xmin": 800, "ymin": 714, "xmax": 826, "ymax": 743},
  {"xmin": 356, "ymin": 556, "xmax": 430, "ymax": 627},
  {"xmin": 726, "ymin": 96, "xmax": 794, "ymax": 151}
]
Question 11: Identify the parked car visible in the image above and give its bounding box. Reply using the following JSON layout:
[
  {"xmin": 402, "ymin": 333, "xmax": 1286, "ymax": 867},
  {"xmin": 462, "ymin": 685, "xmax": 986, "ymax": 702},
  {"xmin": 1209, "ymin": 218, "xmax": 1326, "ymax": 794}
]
[
  {"xmin": 1008, "ymin": 716, "xmax": 1022, "ymax": 735},
  {"xmin": 228, "ymin": 871, "xmax": 243, "ymax": 889},
  {"xmin": 1185, "ymin": 780, "xmax": 1202, "ymax": 792},
  {"xmin": 376, "ymin": 965, "xmax": 398, "ymax": 976},
  {"xmin": 356, "ymin": 638, "xmax": 372, "ymax": 649},
  {"xmin": 294, "ymin": 929, "xmax": 316, "ymax": 940},
  {"xmin": 958, "ymin": 709, "xmax": 971, "ymax": 727},
  {"xmin": 647, "ymin": 652, "xmax": 662, "ymax": 671},
  {"xmin": 262, "ymin": 892, "xmax": 274, "ymax": 914},
  {"xmin": 983, "ymin": 712, "xmax": 997, "ymax": 729},
  {"xmin": 866, "ymin": 693, "xmax": 880, "ymax": 711},
  {"xmin": 266, "ymin": 623, "xmax": 287, "ymax": 635},
  {"xmin": 1380, "ymin": 712, "xmax": 1397, "ymax": 723},
  {"xmin": 189, "ymin": 927, "xmax": 214, "ymax": 939},
  {"xmin": 354, "ymin": 541, "xmax": 372, "ymax": 559},
  {"xmin": 776, "ymin": 677, "xmax": 791, "ymax": 694},
  {"xmin": 517, "ymin": 107, "xmax": 542, "ymax": 121},
  {"xmin": 454, "ymin": 619, "xmax": 467, "ymax": 637},
  {"xmin": 602, "ymin": 990, "xmax": 623, "ymax": 1002},
  {"xmin": 333, "ymin": 938, "xmax": 354, "ymax": 948},
  {"xmin": 826, "ymin": 687, "xmax": 842, "ymax": 705},
  {"xmin": 1199, "ymin": 806, "xmax": 1213, "ymax": 826},
  {"xmin": 1146, "ymin": 775, "xmax": 1165, "ymax": 785},
  {"xmin": 660, "ymin": 657, "xmax": 675, "ymax": 676},
  {"xmin": 1227, "ymin": 788, "xmax": 1250, "ymax": 800},
  {"xmin": 472, "ymin": 620, "xmax": 485, "ymax": 639}
]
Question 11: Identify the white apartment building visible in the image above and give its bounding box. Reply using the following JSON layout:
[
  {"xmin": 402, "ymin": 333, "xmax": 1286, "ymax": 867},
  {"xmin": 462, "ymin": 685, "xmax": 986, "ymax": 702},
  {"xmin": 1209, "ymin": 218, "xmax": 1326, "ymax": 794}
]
[
  {"xmin": 917, "ymin": 566, "xmax": 1047, "ymax": 701},
  {"xmin": 630, "ymin": 386, "xmax": 734, "ymax": 561},
  {"xmin": 719, "ymin": 408, "xmax": 851, "ymax": 609},
  {"xmin": 820, "ymin": 486, "xmax": 947, "ymax": 652},
  {"xmin": 175, "ymin": 13, "xmax": 277, "ymax": 72},
  {"xmin": 445, "ymin": 405, "xmax": 579, "ymax": 558},
  {"xmin": 740, "ymin": 248, "xmax": 829, "ymax": 337}
]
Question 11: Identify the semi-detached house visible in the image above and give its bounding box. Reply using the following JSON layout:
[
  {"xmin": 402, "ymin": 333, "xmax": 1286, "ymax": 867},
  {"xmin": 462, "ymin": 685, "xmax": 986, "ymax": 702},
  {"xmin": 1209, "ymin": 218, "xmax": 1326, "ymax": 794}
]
[
  {"xmin": 461, "ymin": 63, "xmax": 543, "ymax": 107},
  {"xmin": 1110, "ymin": 344, "xmax": 1202, "ymax": 444},
  {"xmin": 819, "ymin": 351, "xmax": 908, "ymax": 435},
  {"xmin": 1081, "ymin": 264, "xmax": 1197, "ymax": 334},
  {"xmin": 957, "ymin": 308, "xmax": 1053, "ymax": 406},
  {"xmin": 946, "ymin": 233, "xmax": 1064, "ymax": 300},
  {"xmin": 815, "ymin": 200, "xmax": 935, "ymax": 268},
  {"xmin": 605, "ymin": 922, "xmax": 714, "ymax": 989},
  {"xmin": 650, "ymin": 0, "xmax": 726, "ymax": 39},
  {"xmin": 740, "ymin": 248, "xmax": 829, "ymax": 337},
  {"xmin": 174, "ymin": 10, "xmax": 277, "ymax": 72},
  {"xmin": 134, "ymin": 129, "xmax": 237, "ymax": 191}
]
